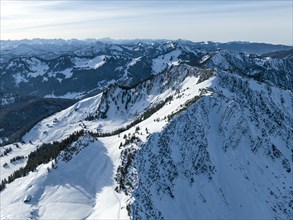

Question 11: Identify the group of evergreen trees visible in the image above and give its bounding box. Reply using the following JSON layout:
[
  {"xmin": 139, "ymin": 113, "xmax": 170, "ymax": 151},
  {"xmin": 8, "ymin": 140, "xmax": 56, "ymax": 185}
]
[
  {"xmin": 0, "ymin": 147, "xmax": 12, "ymax": 157},
  {"xmin": 0, "ymin": 130, "xmax": 84, "ymax": 192},
  {"xmin": 115, "ymin": 146, "xmax": 139, "ymax": 194},
  {"xmin": 10, "ymin": 155, "xmax": 25, "ymax": 163},
  {"xmin": 120, "ymin": 132, "xmax": 141, "ymax": 149},
  {"xmin": 167, "ymin": 95, "xmax": 201, "ymax": 121}
]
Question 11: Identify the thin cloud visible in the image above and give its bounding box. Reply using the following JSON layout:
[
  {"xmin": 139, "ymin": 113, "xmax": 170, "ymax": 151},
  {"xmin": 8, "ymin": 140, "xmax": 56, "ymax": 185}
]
[{"xmin": 1, "ymin": 0, "xmax": 292, "ymax": 45}]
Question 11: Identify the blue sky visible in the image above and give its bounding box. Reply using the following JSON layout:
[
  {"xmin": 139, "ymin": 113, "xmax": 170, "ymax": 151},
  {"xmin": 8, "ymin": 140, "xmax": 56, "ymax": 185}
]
[{"xmin": 1, "ymin": 0, "xmax": 292, "ymax": 45}]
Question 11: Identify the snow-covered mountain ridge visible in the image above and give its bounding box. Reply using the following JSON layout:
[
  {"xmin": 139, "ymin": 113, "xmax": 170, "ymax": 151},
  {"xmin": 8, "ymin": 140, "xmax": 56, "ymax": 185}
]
[
  {"xmin": 126, "ymin": 69, "xmax": 293, "ymax": 219},
  {"xmin": 0, "ymin": 47, "xmax": 292, "ymax": 219}
]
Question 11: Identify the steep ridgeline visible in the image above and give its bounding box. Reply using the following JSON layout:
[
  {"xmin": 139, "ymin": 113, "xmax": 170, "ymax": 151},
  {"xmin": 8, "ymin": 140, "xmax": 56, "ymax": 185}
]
[
  {"xmin": 116, "ymin": 53, "xmax": 293, "ymax": 219},
  {"xmin": 0, "ymin": 49, "xmax": 292, "ymax": 219},
  {"xmin": 91, "ymin": 64, "xmax": 207, "ymax": 123}
]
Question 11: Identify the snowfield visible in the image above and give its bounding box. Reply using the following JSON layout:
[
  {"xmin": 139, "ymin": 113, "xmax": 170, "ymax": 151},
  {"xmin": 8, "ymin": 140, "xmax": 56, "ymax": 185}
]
[
  {"xmin": 74, "ymin": 55, "xmax": 107, "ymax": 69},
  {"xmin": 1, "ymin": 136, "xmax": 128, "ymax": 219}
]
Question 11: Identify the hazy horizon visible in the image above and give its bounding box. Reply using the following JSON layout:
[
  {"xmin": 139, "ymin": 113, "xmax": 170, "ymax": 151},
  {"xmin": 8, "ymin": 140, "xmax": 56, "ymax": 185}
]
[
  {"xmin": 1, "ymin": 37, "xmax": 292, "ymax": 47},
  {"xmin": 1, "ymin": 1, "xmax": 292, "ymax": 45}
]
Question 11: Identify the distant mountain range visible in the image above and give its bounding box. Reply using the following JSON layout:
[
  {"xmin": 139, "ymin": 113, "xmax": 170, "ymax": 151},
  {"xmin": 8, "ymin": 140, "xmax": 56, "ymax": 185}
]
[{"xmin": 1, "ymin": 39, "xmax": 292, "ymax": 99}]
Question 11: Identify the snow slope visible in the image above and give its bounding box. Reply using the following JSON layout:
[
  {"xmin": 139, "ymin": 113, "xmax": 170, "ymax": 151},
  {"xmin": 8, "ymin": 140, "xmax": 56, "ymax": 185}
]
[
  {"xmin": 1, "ymin": 135, "xmax": 127, "ymax": 219},
  {"xmin": 22, "ymin": 93, "xmax": 102, "ymax": 144},
  {"xmin": 152, "ymin": 49, "xmax": 182, "ymax": 74},
  {"xmin": 74, "ymin": 55, "xmax": 107, "ymax": 69}
]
